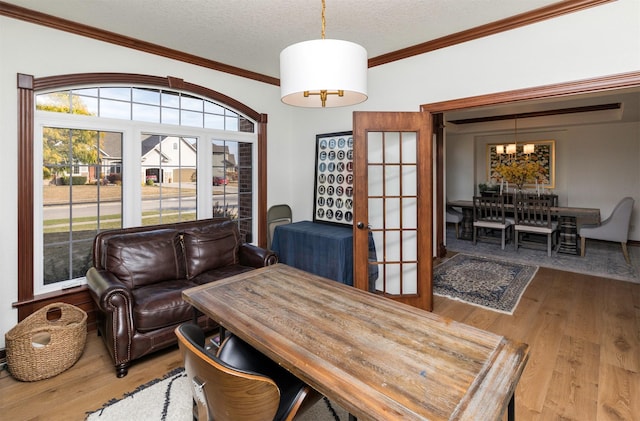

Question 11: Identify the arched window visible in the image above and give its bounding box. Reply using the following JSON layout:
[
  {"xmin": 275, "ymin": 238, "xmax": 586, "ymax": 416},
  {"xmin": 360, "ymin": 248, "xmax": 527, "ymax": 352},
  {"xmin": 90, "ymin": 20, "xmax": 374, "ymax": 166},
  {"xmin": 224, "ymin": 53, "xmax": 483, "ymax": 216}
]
[{"xmin": 17, "ymin": 74, "xmax": 267, "ymax": 312}]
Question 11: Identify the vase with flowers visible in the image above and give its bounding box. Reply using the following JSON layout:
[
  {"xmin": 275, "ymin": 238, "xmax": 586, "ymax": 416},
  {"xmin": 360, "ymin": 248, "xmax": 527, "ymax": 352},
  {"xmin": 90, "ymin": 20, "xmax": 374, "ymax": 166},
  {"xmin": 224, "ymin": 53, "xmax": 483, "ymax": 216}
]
[{"xmin": 494, "ymin": 160, "xmax": 546, "ymax": 191}]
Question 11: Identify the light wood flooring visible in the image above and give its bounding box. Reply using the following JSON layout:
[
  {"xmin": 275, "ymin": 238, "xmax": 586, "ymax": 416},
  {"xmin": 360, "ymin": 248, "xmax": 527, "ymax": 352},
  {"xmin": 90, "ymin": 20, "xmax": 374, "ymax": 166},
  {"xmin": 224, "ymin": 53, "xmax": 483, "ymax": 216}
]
[{"xmin": 1, "ymin": 264, "xmax": 639, "ymax": 420}]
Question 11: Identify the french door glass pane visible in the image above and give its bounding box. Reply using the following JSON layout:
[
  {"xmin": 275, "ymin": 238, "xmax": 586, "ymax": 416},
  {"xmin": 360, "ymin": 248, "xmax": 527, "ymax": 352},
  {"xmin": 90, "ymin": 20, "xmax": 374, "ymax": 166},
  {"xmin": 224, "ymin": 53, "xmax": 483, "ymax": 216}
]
[{"xmin": 367, "ymin": 131, "xmax": 418, "ymax": 295}]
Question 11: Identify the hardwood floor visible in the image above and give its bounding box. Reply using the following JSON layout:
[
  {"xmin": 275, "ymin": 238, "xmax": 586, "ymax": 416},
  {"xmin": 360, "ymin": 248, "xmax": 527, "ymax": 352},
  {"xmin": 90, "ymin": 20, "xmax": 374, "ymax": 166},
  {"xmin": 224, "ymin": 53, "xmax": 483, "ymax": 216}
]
[{"xmin": 1, "ymin": 265, "xmax": 638, "ymax": 420}]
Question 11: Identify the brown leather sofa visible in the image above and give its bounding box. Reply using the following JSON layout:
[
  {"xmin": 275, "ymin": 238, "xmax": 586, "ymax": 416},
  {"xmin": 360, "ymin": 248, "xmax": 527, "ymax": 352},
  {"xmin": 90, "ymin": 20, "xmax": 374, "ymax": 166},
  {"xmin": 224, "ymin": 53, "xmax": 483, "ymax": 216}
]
[{"xmin": 86, "ymin": 218, "xmax": 277, "ymax": 377}]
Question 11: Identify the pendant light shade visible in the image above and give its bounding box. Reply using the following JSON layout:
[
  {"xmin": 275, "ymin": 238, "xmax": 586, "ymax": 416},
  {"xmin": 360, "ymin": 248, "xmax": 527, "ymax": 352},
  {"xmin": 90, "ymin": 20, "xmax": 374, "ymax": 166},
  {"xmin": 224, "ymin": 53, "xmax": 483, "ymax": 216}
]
[
  {"xmin": 280, "ymin": 39, "xmax": 368, "ymax": 108},
  {"xmin": 280, "ymin": 0, "xmax": 368, "ymax": 108}
]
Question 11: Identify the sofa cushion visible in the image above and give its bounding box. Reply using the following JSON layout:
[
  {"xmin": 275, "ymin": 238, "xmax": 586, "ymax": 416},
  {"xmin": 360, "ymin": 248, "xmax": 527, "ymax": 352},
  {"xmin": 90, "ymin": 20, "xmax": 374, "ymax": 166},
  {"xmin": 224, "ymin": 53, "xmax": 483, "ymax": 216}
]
[
  {"xmin": 183, "ymin": 221, "xmax": 240, "ymax": 279},
  {"xmin": 131, "ymin": 279, "xmax": 198, "ymax": 332},
  {"xmin": 191, "ymin": 263, "xmax": 257, "ymax": 285},
  {"xmin": 103, "ymin": 229, "xmax": 186, "ymax": 289}
]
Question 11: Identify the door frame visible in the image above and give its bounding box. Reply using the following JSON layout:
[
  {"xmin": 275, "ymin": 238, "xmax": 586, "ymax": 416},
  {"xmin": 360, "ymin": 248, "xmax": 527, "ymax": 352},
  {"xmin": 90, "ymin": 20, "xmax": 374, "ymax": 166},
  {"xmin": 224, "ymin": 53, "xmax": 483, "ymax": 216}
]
[{"xmin": 422, "ymin": 71, "xmax": 640, "ymax": 257}]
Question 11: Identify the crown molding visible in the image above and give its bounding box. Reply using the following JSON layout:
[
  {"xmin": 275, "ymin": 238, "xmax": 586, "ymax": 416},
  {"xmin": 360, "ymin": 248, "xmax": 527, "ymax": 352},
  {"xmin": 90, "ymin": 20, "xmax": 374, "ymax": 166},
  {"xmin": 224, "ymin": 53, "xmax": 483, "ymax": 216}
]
[
  {"xmin": 0, "ymin": 1, "xmax": 280, "ymax": 86},
  {"xmin": 1, "ymin": 0, "xmax": 614, "ymax": 86},
  {"xmin": 368, "ymin": 0, "xmax": 613, "ymax": 68}
]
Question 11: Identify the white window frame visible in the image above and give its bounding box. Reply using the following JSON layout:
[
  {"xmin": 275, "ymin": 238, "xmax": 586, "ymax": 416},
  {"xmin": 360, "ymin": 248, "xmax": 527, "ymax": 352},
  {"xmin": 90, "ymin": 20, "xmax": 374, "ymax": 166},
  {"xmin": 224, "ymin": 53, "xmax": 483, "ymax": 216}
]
[{"xmin": 34, "ymin": 111, "xmax": 257, "ymax": 295}]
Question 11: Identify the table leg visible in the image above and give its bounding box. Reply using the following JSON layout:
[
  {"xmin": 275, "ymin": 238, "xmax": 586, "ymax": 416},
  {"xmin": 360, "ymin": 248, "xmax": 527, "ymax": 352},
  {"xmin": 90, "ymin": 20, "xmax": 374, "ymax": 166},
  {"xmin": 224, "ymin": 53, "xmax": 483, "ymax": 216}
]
[
  {"xmin": 508, "ymin": 393, "xmax": 515, "ymax": 421},
  {"xmin": 219, "ymin": 326, "xmax": 227, "ymax": 341},
  {"xmin": 557, "ymin": 216, "xmax": 579, "ymax": 255}
]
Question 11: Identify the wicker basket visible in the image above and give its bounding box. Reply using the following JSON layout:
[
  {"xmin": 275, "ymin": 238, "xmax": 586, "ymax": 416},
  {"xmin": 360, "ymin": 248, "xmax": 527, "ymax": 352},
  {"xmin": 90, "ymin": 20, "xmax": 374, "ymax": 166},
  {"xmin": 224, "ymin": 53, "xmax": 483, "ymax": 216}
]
[{"xmin": 5, "ymin": 302, "xmax": 87, "ymax": 381}]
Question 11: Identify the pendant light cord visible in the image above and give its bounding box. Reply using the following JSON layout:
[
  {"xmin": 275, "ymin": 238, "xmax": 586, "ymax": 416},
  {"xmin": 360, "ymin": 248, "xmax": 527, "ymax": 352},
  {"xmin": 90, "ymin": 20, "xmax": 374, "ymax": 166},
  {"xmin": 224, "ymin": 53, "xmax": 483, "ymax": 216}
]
[{"xmin": 321, "ymin": 0, "xmax": 326, "ymax": 39}]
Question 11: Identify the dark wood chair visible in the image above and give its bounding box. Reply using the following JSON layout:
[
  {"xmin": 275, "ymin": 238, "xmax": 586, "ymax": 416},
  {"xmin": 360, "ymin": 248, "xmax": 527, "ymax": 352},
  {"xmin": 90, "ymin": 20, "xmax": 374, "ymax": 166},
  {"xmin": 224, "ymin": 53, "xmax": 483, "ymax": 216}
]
[
  {"xmin": 176, "ymin": 323, "xmax": 320, "ymax": 421},
  {"xmin": 513, "ymin": 195, "xmax": 558, "ymax": 257},
  {"xmin": 472, "ymin": 195, "xmax": 514, "ymax": 250}
]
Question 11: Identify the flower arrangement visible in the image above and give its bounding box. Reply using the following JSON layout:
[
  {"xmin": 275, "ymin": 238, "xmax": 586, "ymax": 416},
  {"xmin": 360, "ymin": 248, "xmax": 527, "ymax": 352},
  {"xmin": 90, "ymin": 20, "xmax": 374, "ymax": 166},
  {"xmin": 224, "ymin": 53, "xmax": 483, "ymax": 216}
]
[{"xmin": 494, "ymin": 160, "xmax": 546, "ymax": 190}]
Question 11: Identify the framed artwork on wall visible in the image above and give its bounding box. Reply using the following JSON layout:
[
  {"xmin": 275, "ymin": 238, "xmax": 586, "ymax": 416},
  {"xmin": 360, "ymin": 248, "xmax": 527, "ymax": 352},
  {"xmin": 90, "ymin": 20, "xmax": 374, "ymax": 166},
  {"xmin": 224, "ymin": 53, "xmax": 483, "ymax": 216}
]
[
  {"xmin": 486, "ymin": 139, "xmax": 556, "ymax": 189},
  {"xmin": 313, "ymin": 131, "xmax": 354, "ymax": 226}
]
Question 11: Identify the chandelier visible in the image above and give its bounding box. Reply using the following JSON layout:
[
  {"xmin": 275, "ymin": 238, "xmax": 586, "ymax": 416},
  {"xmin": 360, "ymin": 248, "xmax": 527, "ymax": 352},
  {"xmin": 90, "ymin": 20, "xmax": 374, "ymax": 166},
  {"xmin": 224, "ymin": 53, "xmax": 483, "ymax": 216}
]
[
  {"xmin": 280, "ymin": 0, "xmax": 368, "ymax": 108},
  {"xmin": 494, "ymin": 117, "xmax": 543, "ymax": 191},
  {"xmin": 495, "ymin": 117, "xmax": 535, "ymax": 157}
]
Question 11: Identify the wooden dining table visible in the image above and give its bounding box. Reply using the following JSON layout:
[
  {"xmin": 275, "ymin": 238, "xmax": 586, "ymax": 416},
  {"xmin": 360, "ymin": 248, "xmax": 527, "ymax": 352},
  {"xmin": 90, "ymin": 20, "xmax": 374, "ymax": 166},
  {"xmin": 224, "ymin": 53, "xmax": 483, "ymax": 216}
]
[
  {"xmin": 447, "ymin": 199, "xmax": 601, "ymax": 244},
  {"xmin": 182, "ymin": 263, "xmax": 529, "ymax": 420}
]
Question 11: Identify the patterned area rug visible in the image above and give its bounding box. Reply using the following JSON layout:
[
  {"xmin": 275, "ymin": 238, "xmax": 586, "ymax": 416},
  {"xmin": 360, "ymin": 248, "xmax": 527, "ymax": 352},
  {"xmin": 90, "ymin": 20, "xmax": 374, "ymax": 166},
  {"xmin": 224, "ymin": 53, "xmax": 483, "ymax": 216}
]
[
  {"xmin": 434, "ymin": 254, "xmax": 538, "ymax": 314},
  {"xmin": 446, "ymin": 227, "xmax": 639, "ymax": 284},
  {"xmin": 85, "ymin": 367, "xmax": 347, "ymax": 421}
]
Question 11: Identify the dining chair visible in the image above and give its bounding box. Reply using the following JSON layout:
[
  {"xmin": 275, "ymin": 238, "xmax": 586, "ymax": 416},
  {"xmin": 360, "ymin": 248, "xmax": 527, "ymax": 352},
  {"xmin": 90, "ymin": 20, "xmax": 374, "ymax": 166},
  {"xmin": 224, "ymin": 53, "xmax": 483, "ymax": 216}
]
[
  {"xmin": 176, "ymin": 323, "xmax": 320, "ymax": 421},
  {"xmin": 513, "ymin": 195, "xmax": 558, "ymax": 257},
  {"xmin": 472, "ymin": 195, "xmax": 514, "ymax": 250},
  {"xmin": 267, "ymin": 204, "xmax": 292, "ymax": 250},
  {"xmin": 579, "ymin": 196, "xmax": 634, "ymax": 264},
  {"xmin": 446, "ymin": 206, "xmax": 464, "ymax": 239}
]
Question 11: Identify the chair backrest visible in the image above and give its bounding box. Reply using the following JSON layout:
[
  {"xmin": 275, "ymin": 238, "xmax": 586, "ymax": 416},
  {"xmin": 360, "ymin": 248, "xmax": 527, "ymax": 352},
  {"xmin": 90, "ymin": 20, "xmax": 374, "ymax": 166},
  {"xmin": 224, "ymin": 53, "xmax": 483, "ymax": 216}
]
[
  {"xmin": 514, "ymin": 195, "xmax": 553, "ymax": 228},
  {"xmin": 176, "ymin": 324, "xmax": 281, "ymax": 421},
  {"xmin": 600, "ymin": 196, "xmax": 635, "ymax": 239},
  {"xmin": 539, "ymin": 193, "xmax": 558, "ymax": 207},
  {"xmin": 267, "ymin": 204, "xmax": 292, "ymax": 249},
  {"xmin": 473, "ymin": 195, "xmax": 507, "ymax": 224}
]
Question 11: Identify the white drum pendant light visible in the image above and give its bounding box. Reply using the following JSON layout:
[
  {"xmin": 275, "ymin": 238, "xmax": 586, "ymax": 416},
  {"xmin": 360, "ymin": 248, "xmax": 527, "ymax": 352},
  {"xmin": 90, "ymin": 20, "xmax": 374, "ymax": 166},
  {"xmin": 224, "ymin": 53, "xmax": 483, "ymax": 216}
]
[{"xmin": 280, "ymin": 0, "xmax": 368, "ymax": 108}]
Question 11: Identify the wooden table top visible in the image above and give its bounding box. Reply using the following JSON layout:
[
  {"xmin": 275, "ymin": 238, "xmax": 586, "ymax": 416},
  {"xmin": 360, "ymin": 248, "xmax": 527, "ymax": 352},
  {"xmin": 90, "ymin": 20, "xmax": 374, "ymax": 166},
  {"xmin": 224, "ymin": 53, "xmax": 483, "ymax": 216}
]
[{"xmin": 183, "ymin": 264, "xmax": 529, "ymax": 420}]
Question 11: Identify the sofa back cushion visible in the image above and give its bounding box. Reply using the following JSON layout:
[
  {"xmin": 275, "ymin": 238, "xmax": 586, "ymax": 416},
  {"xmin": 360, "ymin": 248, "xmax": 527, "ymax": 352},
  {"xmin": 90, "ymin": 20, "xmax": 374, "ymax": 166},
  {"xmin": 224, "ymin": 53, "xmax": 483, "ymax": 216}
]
[
  {"xmin": 183, "ymin": 220, "xmax": 240, "ymax": 279},
  {"xmin": 103, "ymin": 229, "xmax": 186, "ymax": 289}
]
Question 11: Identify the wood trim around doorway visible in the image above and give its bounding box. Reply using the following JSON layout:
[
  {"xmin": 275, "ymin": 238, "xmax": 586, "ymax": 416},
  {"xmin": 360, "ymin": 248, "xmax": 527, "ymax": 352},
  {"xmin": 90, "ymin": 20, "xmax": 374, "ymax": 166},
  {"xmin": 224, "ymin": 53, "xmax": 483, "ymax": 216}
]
[{"xmin": 423, "ymin": 71, "xmax": 640, "ymax": 257}]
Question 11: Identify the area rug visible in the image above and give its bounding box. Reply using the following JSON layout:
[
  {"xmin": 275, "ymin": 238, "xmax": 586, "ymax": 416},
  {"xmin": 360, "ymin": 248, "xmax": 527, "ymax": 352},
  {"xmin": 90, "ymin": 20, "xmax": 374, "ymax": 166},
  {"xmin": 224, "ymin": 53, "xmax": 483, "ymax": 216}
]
[
  {"xmin": 86, "ymin": 367, "xmax": 348, "ymax": 421},
  {"xmin": 446, "ymin": 227, "xmax": 639, "ymax": 284},
  {"xmin": 434, "ymin": 254, "xmax": 538, "ymax": 314}
]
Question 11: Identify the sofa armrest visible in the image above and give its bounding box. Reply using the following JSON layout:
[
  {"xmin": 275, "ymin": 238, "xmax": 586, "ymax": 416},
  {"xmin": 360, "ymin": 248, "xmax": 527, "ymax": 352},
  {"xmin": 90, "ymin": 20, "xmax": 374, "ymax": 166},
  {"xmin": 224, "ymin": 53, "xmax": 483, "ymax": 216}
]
[
  {"xmin": 238, "ymin": 243, "xmax": 278, "ymax": 267},
  {"xmin": 86, "ymin": 267, "xmax": 135, "ymax": 369},
  {"xmin": 87, "ymin": 267, "xmax": 134, "ymax": 312}
]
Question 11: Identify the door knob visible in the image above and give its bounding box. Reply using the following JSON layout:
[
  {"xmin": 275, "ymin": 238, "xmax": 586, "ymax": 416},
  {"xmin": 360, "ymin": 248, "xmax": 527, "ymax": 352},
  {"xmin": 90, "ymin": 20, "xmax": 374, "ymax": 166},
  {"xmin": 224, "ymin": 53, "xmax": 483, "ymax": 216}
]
[{"xmin": 356, "ymin": 222, "xmax": 365, "ymax": 229}]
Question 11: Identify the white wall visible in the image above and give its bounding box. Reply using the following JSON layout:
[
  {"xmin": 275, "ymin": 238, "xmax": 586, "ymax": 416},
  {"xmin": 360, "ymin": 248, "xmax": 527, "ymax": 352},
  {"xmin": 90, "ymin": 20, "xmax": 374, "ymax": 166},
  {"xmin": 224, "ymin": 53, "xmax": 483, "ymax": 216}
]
[
  {"xmin": 447, "ymin": 121, "xmax": 640, "ymax": 240},
  {"xmin": 286, "ymin": 0, "xmax": 640, "ymax": 220},
  {"xmin": 1, "ymin": 0, "xmax": 639, "ymax": 347}
]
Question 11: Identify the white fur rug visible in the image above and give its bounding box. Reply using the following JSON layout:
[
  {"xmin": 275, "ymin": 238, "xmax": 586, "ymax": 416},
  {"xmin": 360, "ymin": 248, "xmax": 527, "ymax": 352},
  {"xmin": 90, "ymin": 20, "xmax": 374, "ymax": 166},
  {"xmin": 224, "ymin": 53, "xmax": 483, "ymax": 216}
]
[{"xmin": 85, "ymin": 367, "xmax": 347, "ymax": 421}]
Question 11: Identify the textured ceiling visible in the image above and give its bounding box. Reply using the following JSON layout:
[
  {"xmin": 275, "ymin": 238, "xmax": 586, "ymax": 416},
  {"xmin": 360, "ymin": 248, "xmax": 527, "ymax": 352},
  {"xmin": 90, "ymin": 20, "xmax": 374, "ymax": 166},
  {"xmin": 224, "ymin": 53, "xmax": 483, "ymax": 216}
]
[
  {"xmin": 3, "ymin": 0, "xmax": 638, "ymax": 127},
  {"xmin": 2, "ymin": 0, "xmax": 559, "ymax": 78}
]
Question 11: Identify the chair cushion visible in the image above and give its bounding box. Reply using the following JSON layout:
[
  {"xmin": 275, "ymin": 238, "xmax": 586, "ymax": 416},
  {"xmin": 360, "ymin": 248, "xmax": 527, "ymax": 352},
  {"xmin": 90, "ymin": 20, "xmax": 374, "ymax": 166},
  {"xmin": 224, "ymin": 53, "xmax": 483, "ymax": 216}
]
[
  {"xmin": 103, "ymin": 229, "xmax": 186, "ymax": 289},
  {"xmin": 182, "ymin": 221, "xmax": 240, "ymax": 279},
  {"xmin": 474, "ymin": 220, "xmax": 512, "ymax": 229},
  {"xmin": 446, "ymin": 210, "xmax": 463, "ymax": 223},
  {"xmin": 132, "ymin": 279, "xmax": 198, "ymax": 332},
  {"xmin": 515, "ymin": 221, "xmax": 558, "ymax": 233}
]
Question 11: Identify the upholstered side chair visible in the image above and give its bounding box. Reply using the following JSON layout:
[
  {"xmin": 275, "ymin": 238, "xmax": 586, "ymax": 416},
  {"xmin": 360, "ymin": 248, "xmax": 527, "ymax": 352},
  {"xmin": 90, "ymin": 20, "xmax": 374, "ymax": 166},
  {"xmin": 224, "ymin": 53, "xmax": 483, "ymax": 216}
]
[
  {"xmin": 579, "ymin": 197, "xmax": 635, "ymax": 264},
  {"xmin": 446, "ymin": 206, "xmax": 464, "ymax": 239}
]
